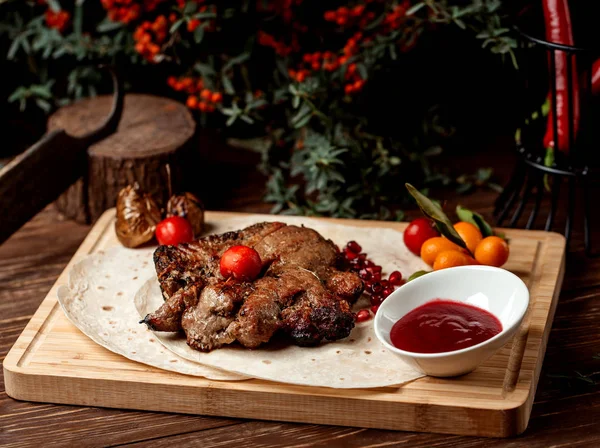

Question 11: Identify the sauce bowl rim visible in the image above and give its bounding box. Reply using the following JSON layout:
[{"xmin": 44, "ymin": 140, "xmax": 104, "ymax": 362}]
[{"xmin": 373, "ymin": 265, "xmax": 530, "ymax": 359}]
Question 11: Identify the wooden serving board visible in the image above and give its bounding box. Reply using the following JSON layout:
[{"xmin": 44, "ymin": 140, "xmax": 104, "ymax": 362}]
[{"xmin": 4, "ymin": 210, "xmax": 566, "ymax": 437}]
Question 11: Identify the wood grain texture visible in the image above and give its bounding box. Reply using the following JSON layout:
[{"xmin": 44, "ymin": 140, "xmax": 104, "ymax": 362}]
[
  {"xmin": 3, "ymin": 209, "xmax": 565, "ymax": 438},
  {"xmin": 2, "ymin": 144, "xmax": 600, "ymax": 446},
  {"xmin": 48, "ymin": 94, "xmax": 195, "ymax": 223}
]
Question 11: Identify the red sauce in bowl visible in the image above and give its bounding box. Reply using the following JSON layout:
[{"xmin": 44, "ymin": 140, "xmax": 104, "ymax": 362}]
[{"xmin": 390, "ymin": 299, "xmax": 502, "ymax": 354}]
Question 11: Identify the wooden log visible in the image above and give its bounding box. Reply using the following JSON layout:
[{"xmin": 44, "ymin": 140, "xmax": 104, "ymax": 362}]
[{"xmin": 48, "ymin": 94, "xmax": 195, "ymax": 223}]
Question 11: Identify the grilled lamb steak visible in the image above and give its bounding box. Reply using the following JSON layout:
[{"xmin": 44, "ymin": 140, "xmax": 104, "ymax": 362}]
[{"xmin": 142, "ymin": 222, "xmax": 364, "ymax": 351}]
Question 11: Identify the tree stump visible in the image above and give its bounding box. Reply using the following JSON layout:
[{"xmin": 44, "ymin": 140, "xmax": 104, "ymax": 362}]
[{"xmin": 48, "ymin": 94, "xmax": 196, "ymax": 223}]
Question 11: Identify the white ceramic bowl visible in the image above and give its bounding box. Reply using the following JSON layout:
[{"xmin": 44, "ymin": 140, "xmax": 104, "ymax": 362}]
[{"xmin": 374, "ymin": 265, "xmax": 529, "ymax": 377}]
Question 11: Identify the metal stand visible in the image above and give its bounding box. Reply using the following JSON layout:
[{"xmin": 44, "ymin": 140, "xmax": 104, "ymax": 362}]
[{"xmin": 494, "ymin": 11, "xmax": 599, "ymax": 256}]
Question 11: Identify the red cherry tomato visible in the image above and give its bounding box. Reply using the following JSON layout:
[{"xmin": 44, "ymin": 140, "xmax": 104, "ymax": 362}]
[
  {"xmin": 155, "ymin": 216, "xmax": 194, "ymax": 246},
  {"xmin": 403, "ymin": 217, "xmax": 440, "ymax": 256},
  {"xmin": 220, "ymin": 245, "xmax": 262, "ymax": 281}
]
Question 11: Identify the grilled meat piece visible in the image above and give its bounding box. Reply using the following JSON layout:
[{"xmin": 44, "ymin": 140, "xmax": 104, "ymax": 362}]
[
  {"xmin": 182, "ymin": 281, "xmax": 252, "ymax": 351},
  {"xmin": 154, "ymin": 221, "xmax": 285, "ymax": 299},
  {"xmin": 141, "ymin": 284, "xmax": 201, "ymax": 332},
  {"xmin": 143, "ymin": 222, "xmax": 364, "ymax": 351},
  {"xmin": 277, "ymin": 268, "xmax": 355, "ymax": 346}
]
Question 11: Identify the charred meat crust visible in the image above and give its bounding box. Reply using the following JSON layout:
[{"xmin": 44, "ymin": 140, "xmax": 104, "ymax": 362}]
[
  {"xmin": 154, "ymin": 222, "xmax": 286, "ymax": 299},
  {"xmin": 143, "ymin": 222, "xmax": 364, "ymax": 351}
]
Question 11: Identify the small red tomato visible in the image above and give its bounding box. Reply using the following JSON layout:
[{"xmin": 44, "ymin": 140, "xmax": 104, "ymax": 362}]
[
  {"xmin": 403, "ymin": 218, "xmax": 440, "ymax": 256},
  {"xmin": 220, "ymin": 245, "xmax": 262, "ymax": 281},
  {"xmin": 156, "ymin": 216, "xmax": 194, "ymax": 246}
]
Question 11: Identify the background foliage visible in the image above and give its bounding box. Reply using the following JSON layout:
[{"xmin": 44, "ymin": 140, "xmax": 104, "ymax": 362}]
[{"xmin": 0, "ymin": 0, "xmax": 516, "ymax": 219}]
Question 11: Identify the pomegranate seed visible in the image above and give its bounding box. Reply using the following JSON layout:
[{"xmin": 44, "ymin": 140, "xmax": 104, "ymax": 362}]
[
  {"xmin": 371, "ymin": 282, "xmax": 383, "ymax": 294},
  {"xmin": 364, "ymin": 279, "xmax": 373, "ymax": 289},
  {"xmin": 370, "ymin": 294, "xmax": 383, "ymax": 306},
  {"xmin": 371, "ymin": 272, "xmax": 382, "ymax": 282},
  {"xmin": 383, "ymin": 286, "xmax": 394, "ymax": 298},
  {"xmin": 380, "ymin": 280, "xmax": 390, "ymax": 288},
  {"xmin": 364, "ymin": 259, "xmax": 375, "ymax": 268},
  {"xmin": 347, "ymin": 241, "xmax": 362, "ymax": 254},
  {"xmin": 389, "ymin": 271, "xmax": 403, "ymax": 285},
  {"xmin": 371, "ymin": 305, "xmax": 380, "ymax": 314},
  {"xmin": 367, "ymin": 265, "xmax": 382, "ymax": 274},
  {"xmin": 359, "ymin": 269, "xmax": 372, "ymax": 281},
  {"xmin": 353, "ymin": 260, "xmax": 365, "ymax": 269},
  {"xmin": 355, "ymin": 309, "xmax": 371, "ymax": 322},
  {"xmin": 345, "ymin": 249, "xmax": 358, "ymax": 260}
]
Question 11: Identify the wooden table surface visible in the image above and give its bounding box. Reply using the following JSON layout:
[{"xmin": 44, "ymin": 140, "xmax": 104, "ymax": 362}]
[{"xmin": 2, "ymin": 146, "xmax": 600, "ymax": 447}]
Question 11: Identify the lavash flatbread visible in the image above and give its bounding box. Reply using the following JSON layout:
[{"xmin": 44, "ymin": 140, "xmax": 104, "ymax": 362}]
[
  {"xmin": 57, "ymin": 246, "xmax": 247, "ymax": 380},
  {"xmin": 134, "ymin": 215, "xmax": 428, "ymax": 388}
]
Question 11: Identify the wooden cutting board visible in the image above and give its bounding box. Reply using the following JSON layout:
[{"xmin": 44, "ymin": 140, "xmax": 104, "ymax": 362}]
[{"xmin": 4, "ymin": 209, "xmax": 566, "ymax": 437}]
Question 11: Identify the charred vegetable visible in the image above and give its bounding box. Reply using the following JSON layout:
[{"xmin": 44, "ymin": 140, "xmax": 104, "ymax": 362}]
[
  {"xmin": 115, "ymin": 184, "xmax": 161, "ymax": 248},
  {"xmin": 166, "ymin": 192, "xmax": 205, "ymax": 237}
]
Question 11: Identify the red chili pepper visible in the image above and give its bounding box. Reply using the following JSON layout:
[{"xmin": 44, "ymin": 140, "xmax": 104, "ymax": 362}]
[
  {"xmin": 592, "ymin": 59, "xmax": 600, "ymax": 95},
  {"xmin": 542, "ymin": 0, "xmax": 580, "ymax": 153}
]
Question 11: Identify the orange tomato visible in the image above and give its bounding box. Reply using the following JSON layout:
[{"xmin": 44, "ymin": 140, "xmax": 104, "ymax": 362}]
[
  {"xmin": 453, "ymin": 221, "xmax": 483, "ymax": 254},
  {"xmin": 474, "ymin": 236, "xmax": 510, "ymax": 267},
  {"xmin": 420, "ymin": 237, "xmax": 464, "ymax": 266},
  {"xmin": 433, "ymin": 250, "xmax": 479, "ymax": 271}
]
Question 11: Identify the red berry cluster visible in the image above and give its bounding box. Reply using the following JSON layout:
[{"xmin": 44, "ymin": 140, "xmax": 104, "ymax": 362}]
[
  {"xmin": 167, "ymin": 75, "xmax": 199, "ymax": 93},
  {"xmin": 287, "ymin": 68, "xmax": 310, "ymax": 83},
  {"xmin": 323, "ymin": 5, "xmax": 366, "ymax": 27},
  {"xmin": 45, "ymin": 8, "xmax": 70, "ymax": 33},
  {"xmin": 257, "ymin": 0, "xmax": 304, "ymax": 23},
  {"xmin": 133, "ymin": 15, "xmax": 168, "ymax": 62},
  {"xmin": 343, "ymin": 240, "xmax": 404, "ymax": 322},
  {"xmin": 167, "ymin": 76, "xmax": 223, "ymax": 113},
  {"xmin": 343, "ymin": 62, "xmax": 365, "ymax": 95},
  {"xmin": 186, "ymin": 4, "xmax": 216, "ymax": 32},
  {"xmin": 383, "ymin": 1, "xmax": 409, "ymax": 31},
  {"xmin": 101, "ymin": 0, "xmax": 166, "ymax": 24},
  {"xmin": 300, "ymin": 51, "xmax": 339, "ymax": 72},
  {"xmin": 101, "ymin": 0, "xmax": 139, "ymax": 24},
  {"xmin": 292, "ymin": 41, "xmax": 367, "ymax": 88},
  {"xmin": 187, "ymin": 89, "xmax": 222, "ymax": 112},
  {"xmin": 258, "ymin": 31, "xmax": 292, "ymax": 57}
]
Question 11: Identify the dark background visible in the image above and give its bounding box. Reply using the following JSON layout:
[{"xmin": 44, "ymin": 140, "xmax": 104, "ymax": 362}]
[{"xmin": 1, "ymin": 1, "xmax": 599, "ymax": 161}]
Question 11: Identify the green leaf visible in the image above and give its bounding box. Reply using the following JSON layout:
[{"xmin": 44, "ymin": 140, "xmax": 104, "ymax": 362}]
[
  {"xmin": 194, "ymin": 62, "xmax": 216, "ymax": 76},
  {"xmin": 46, "ymin": 0, "xmax": 61, "ymax": 13},
  {"xmin": 183, "ymin": 1, "xmax": 197, "ymax": 15},
  {"xmin": 226, "ymin": 115, "xmax": 237, "ymax": 126},
  {"xmin": 456, "ymin": 205, "xmax": 494, "ymax": 237},
  {"xmin": 97, "ymin": 19, "xmax": 123, "ymax": 33},
  {"xmin": 169, "ymin": 19, "xmax": 184, "ymax": 34},
  {"xmin": 406, "ymin": 3, "xmax": 425, "ymax": 15},
  {"xmin": 407, "ymin": 270, "xmax": 430, "ymax": 282},
  {"xmin": 292, "ymin": 95, "xmax": 300, "ymax": 109},
  {"xmin": 240, "ymin": 114, "xmax": 254, "ymax": 124},
  {"xmin": 35, "ymin": 98, "xmax": 52, "ymax": 112},
  {"xmin": 291, "ymin": 103, "xmax": 311, "ymax": 126},
  {"xmin": 7, "ymin": 37, "xmax": 22, "ymax": 59},
  {"xmin": 73, "ymin": 3, "xmax": 83, "ymax": 37},
  {"xmin": 194, "ymin": 26, "xmax": 204, "ymax": 43},
  {"xmin": 222, "ymin": 75, "xmax": 235, "ymax": 94},
  {"xmin": 293, "ymin": 113, "xmax": 312, "ymax": 129},
  {"xmin": 192, "ymin": 11, "xmax": 217, "ymax": 20},
  {"xmin": 405, "ymin": 183, "xmax": 468, "ymax": 250},
  {"xmin": 222, "ymin": 52, "xmax": 250, "ymax": 72},
  {"xmin": 8, "ymin": 87, "xmax": 26, "ymax": 102}
]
